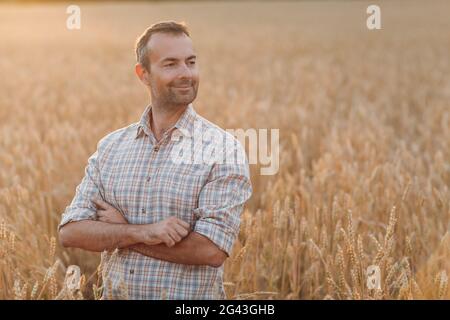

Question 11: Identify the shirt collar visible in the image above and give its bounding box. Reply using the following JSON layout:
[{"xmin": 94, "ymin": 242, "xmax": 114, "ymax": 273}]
[{"xmin": 135, "ymin": 103, "xmax": 196, "ymax": 140}]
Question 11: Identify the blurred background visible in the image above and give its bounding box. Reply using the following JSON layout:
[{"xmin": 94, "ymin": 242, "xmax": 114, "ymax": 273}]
[{"xmin": 0, "ymin": 0, "xmax": 449, "ymax": 299}]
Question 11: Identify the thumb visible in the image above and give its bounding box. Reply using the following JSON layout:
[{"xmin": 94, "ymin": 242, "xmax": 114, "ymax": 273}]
[{"xmin": 92, "ymin": 198, "xmax": 111, "ymax": 210}]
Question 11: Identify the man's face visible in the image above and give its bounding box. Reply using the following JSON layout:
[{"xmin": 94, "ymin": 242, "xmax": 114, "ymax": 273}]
[{"xmin": 146, "ymin": 33, "xmax": 199, "ymax": 108}]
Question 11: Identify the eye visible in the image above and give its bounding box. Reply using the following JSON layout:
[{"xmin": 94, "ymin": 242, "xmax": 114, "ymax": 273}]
[
  {"xmin": 189, "ymin": 60, "xmax": 196, "ymax": 65},
  {"xmin": 164, "ymin": 63, "xmax": 175, "ymax": 67}
]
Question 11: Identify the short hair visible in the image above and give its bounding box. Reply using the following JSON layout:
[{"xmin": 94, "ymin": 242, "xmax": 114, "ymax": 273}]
[{"xmin": 135, "ymin": 21, "xmax": 190, "ymax": 71}]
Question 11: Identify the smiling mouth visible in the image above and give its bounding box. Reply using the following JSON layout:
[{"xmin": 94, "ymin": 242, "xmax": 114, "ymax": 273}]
[{"xmin": 174, "ymin": 86, "xmax": 192, "ymax": 90}]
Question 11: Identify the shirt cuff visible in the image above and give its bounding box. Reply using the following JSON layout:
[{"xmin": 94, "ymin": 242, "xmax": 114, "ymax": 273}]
[
  {"xmin": 58, "ymin": 208, "xmax": 97, "ymax": 231},
  {"xmin": 194, "ymin": 218, "xmax": 237, "ymax": 257}
]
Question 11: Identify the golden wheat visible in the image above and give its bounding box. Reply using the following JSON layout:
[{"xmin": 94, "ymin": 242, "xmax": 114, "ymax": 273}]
[{"xmin": 0, "ymin": 1, "xmax": 449, "ymax": 299}]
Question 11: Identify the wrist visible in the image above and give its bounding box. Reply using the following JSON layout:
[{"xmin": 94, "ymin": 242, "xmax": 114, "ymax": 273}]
[
  {"xmin": 126, "ymin": 224, "xmax": 146, "ymax": 244},
  {"xmin": 129, "ymin": 223, "xmax": 159, "ymax": 244}
]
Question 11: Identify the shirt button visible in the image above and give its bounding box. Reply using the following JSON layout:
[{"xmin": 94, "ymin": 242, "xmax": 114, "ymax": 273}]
[
  {"xmin": 154, "ymin": 146, "xmax": 159, "ymax": 152},
  {"xmin": 141, "ymin": 208, "xmax": 145, "ymax": 214},
  {"xmin": 129, "ymin": 269, "xmax": 134, "ymax": 275}
]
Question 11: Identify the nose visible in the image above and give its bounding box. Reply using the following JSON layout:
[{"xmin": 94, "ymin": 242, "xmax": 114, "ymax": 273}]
[{"xmin": 178, "ymin": 62, "xmax": 192, "ymax": 80}]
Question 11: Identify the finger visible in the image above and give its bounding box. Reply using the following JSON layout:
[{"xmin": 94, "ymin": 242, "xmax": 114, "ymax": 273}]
[
  {"xmin": 107, "ymin": 209, "xmax": 127, "ymax": 222},
  {"xmin": 97, "ymin": 211, "xmax": 111, "ymax": 223},
  {"xmin": 163, "ymin": 235, "xmax": 175, "ymax": 247},
  {"xmin": 175, "ymin": 218, "xmax": 191, "ymax": 230},
  {"xmin": 168, "ymin": 229, "xmax": 181, "ymax": 243},
  {"xmin": 92, "ymin": 199, "xmax": 105, "ymax": 210},
  {"xmin": 103, "ymin": 208, "xmax": 117, "ymax": 216},
  {"xmin": 92, "ymin": 198, "xmax": 111, "ymax": 210},
  {"xmin": 173, "ymin": 224, "xmax": 189, "ymax": 238}
]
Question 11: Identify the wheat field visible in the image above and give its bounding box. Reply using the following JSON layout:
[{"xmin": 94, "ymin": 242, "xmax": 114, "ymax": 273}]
[{"xmin": 0, "ymin": 0, "xmax": 449, "ymax": 300}]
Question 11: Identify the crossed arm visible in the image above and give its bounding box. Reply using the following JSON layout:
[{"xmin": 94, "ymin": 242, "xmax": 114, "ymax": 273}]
[
  {"xmin": 130, "ymin": 233, "xmax": 227, "ymax": 267},
  {"xmin": 59, "ymin": 202, "xmax": 228, "ymax": 268}
]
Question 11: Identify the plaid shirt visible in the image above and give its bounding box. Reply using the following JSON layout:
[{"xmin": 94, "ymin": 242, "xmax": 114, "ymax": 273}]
[{"xmin": 58, "ymin": 103, "xmax": 252, "ymax": 299}]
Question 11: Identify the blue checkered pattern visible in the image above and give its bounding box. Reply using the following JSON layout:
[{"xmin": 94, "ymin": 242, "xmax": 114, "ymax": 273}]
[{"xmin": 58, "ymin": 104, "xmax": 253, "ymax": 299}]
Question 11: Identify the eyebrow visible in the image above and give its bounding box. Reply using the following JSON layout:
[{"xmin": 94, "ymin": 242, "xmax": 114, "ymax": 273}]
[{"xmin": 161, "ymin": 55, "xmax": 197, "ymax": 63}]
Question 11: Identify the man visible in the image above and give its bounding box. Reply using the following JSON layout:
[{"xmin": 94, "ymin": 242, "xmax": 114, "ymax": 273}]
[{"xmin": 58, "ymin": 21, "xmax": 252, "ymax": 299}]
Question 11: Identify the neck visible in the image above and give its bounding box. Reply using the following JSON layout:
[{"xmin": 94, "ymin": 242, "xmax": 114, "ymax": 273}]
[{"xmin": 150, "ymin": 101, "xmax": 188, "ymax": 141}]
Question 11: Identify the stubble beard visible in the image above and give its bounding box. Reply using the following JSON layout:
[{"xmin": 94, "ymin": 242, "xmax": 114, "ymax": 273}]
[{"xmin": 151, "ymin": 81, "xmax": 198, "ymax": 112}]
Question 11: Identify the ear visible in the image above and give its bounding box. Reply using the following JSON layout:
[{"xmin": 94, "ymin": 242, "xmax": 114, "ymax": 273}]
[{"xmin": 135, "ymin": 63, "xmax": 150, "ymax": 85}]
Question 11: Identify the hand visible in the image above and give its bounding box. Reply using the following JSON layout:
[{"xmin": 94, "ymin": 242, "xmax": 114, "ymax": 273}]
[
  {"xmin": 139, "ymin": 216, "xmax": 191, "ymax": 247},
  {"xmin": 92, "ymin": 198, "xmax": 128, "ymax": 224}
]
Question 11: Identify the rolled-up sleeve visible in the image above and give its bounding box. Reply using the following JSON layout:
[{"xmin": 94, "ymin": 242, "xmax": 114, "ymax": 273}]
[
  {"xmin": 193, "ymin": 143, "xmax": 252, "ymax": 256},
  {"xmin": 58, "ymin": 139, "xmax": 107, "ymax": 231}
]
